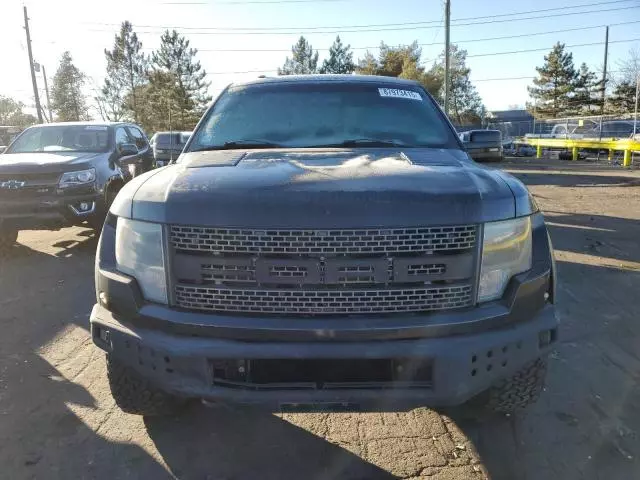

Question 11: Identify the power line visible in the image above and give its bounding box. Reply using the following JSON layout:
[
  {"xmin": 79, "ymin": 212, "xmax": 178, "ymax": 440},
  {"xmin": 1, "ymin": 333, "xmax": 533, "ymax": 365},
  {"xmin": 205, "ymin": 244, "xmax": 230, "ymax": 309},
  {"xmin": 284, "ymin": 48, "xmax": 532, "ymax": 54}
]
[
  {"xmin": 471, "ymin": 71, "xmax": 619, "ymax": 82},
  {"xmin": 83, "ymin": 0, "xmax": 634, "ymax": 32},
  {"xmin": 466, "ymin": 38, "xmax": 638, "ymax": 59},
  {"xmin": 80, "ymin": 5, "xmax": 638, "ymax": 35},
  {"xmin": 133, "ymin": 20, "xmax": 640, "ymax": 53}
]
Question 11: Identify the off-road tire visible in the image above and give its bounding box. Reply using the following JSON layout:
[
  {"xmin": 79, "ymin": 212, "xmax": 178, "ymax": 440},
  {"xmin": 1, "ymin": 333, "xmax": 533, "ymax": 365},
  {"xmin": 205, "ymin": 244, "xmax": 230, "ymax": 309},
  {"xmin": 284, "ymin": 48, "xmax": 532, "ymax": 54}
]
[
  {"xmin": 0, "ymin": 230, "xmax": 18, "ymax": 258},
  {"xmin": 106, "ymin": 355, "xmax": 185, "ymax": 416},
  {"xmin": 485, "ymin": 357, "xmax": 547, "ymax": 414}
]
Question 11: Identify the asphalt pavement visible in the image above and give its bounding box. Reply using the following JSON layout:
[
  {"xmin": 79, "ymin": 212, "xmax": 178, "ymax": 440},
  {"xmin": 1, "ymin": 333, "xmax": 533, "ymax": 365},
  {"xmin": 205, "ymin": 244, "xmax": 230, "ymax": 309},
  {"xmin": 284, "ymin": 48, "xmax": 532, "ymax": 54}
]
[{"xmin": 1, "ymin": 160, "xmax": 639, "ymax": 480}]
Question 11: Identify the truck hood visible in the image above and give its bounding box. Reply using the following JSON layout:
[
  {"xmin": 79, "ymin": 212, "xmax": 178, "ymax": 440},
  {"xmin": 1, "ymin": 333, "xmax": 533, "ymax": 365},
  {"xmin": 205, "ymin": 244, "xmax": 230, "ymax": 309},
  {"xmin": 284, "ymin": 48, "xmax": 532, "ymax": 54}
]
[
  {"xmin": 112, "ymin": 148, "xmax": 533, "ymax": 228},
  {"xmin": 0, "ymin": 151, "xmax": 105, "ymax": 174}
]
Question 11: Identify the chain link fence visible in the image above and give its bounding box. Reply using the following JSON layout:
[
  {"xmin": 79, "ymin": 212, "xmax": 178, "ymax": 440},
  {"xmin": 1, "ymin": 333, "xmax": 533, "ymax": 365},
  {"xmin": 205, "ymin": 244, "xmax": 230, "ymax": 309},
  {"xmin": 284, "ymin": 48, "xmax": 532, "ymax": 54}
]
[{"xmin": 485, "ymin": 112, "xmax": 639, "ymax": 140}]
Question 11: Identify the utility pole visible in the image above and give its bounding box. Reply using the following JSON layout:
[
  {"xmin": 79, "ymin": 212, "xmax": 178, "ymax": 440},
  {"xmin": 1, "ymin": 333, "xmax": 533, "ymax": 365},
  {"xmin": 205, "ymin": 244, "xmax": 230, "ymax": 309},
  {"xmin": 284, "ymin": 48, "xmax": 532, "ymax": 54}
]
[
  {"xmin": 443, "ymin": 0, "xmax": 451, "ymax": 116},
  {"xmin": 634, "ymin": 73, "xmax": 639, "ymax": 136},
  {"xmin": 42, "ymin": 65, "xmax": 53, "ymax": 122},
  {"xmin": 23, "ymin": 6, "xmax": 43, "ymax": 124},
  {"xmin": 601, "ymin": 26, "xmax": 609, "ymax": 115},
  {"xmin": 597, "ymin": 25, "xmax": 609, "ymax": 153}
]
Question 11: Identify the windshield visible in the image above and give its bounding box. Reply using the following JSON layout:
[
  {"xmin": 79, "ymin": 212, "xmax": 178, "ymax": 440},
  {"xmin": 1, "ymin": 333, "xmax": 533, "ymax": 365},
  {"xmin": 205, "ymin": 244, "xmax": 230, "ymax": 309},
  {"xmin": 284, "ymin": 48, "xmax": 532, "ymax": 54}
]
[
  {"xmin": 470, "ymin": 130, "xmax": 501, "ymax": 142},
  {"xmin": 7, "ymin": 125, "xmax": 110, "ymax": 154},
  {"xmin": 188, "ymin": 83, "xmax": 457, "ymax": 151},
  {"xmin": 156, "ymin": 133, "xmax": 181, "ymax": 146}
]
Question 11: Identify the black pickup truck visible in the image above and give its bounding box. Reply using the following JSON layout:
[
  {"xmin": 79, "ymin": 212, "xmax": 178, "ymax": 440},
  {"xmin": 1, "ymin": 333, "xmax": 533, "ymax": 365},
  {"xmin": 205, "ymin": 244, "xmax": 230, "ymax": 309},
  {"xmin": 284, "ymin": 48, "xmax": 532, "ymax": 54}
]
[
  {"xmin": 0, "ymin": 121, "xmax": 153, "ymax": 254},
  {"xmin": 91, "ymin": 76, "xmax": 557, "ymax": 416}
]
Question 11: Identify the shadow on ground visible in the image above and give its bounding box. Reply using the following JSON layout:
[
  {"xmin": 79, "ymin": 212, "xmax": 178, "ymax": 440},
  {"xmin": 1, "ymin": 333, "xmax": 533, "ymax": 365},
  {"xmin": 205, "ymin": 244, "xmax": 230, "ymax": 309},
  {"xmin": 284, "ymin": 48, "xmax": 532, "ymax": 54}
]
[
  {"xmin": 0, "ymin": 234, "xmax": 171, "ymax": 478},
  {"xmin": 453, "ymin": 256, "xmax": 640, "ymax": 480},
  {"xmin": 543, "ymin": 211, "xmax": 640, "ymax": 263},
  {"xmin": 145, "ymin": 405, "xmax": 397, "ymax": 480}
]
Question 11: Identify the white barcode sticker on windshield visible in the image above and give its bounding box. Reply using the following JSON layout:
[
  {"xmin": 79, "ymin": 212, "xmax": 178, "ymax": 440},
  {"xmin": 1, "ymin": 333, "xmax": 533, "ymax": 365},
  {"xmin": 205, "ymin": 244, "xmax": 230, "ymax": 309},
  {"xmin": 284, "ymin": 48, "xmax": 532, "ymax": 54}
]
[{"xmin": 378, "ymin": 88, "xmax": 422, "ymax": 100}]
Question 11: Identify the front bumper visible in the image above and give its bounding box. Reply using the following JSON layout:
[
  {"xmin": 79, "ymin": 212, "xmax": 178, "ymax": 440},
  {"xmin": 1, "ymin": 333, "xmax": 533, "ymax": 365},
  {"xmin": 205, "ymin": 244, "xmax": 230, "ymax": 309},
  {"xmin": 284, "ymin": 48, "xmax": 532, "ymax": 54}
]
[
  {"xmin": 0, "ymin": 188, "xmax": 104, "ymax": 231},
  {"xmin": 91, "ymin": 302, "xmax": 557, "ymax": 410}
]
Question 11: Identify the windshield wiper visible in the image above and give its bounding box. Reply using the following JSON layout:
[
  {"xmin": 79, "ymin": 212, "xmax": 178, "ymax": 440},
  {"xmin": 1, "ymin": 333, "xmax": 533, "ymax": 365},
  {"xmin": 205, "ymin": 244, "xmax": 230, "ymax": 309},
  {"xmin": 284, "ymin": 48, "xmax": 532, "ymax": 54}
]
[
  {"xmin": 192, "ymin": 140, "xmax": 283, "ymax": 151},
  {"xmin": 313, "ymin": 138, "xmax": 413, "ymax": 148}
]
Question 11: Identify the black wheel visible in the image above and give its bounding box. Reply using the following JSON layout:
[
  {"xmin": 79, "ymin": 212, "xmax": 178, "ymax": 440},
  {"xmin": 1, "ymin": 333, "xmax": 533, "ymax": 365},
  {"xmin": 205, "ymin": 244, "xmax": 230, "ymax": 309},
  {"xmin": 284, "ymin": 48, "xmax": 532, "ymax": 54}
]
[
  {"xmin": 451, "ymin": 358, "xmax": 547, "ymax": 423},
  {"xmin": 88, "ymin": 187, "xmax": 120, "ymax": 231},
  {"xmin": 483, "ymin": 357, "xmax": 547, "ymax": 414},
  {"xmin": 106, "ymin": 355, "xmax": 185, "ymax": 416},
  {"xmin": 0, "ymin": 229, "xmax": 19, "ymax": 258}
]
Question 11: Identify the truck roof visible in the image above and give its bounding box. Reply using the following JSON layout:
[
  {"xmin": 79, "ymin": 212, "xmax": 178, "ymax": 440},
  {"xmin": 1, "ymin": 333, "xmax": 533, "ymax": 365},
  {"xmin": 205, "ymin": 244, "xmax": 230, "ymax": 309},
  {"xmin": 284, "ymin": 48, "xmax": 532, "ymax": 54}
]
[{"xmin": 233, "ymin": 74, "xmax": 422, "ymax": 89}]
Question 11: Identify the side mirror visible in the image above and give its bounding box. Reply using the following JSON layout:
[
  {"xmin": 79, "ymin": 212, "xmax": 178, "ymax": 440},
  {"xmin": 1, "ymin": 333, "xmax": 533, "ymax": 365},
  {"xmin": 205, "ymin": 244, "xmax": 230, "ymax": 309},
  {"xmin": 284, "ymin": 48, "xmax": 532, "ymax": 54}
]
[{"xmin": 118, "ymin": 143, "xmax": 138, "ymax": 158}]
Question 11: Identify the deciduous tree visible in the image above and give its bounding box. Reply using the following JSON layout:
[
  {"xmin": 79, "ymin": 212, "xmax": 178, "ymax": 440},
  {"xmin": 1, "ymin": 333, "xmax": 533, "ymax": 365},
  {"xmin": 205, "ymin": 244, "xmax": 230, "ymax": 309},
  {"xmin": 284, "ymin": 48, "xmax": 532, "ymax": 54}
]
[
  {"xmin": 431, "ymin": 44, "xmax": 484, "ymax": 124},
  {"xmin": 0, "ymin": 96, "xmax": 37, "ymax": 127}
]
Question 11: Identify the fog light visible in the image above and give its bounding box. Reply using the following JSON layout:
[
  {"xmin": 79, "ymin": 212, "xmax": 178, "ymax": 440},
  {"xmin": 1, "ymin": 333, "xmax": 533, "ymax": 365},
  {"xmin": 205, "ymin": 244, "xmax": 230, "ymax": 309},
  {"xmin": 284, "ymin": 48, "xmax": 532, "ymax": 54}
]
[{"xmin": 79, "ymin": 202, "xmax": 90, "ymax": 211}]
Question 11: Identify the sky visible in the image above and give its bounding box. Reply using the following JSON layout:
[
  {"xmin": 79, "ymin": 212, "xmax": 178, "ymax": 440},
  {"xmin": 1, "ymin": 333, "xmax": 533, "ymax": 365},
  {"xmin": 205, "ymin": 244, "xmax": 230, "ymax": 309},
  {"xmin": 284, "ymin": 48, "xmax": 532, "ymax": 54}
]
[{"xmin": 1, "ymin": 0, "xmax": 639, "ymax": 118}]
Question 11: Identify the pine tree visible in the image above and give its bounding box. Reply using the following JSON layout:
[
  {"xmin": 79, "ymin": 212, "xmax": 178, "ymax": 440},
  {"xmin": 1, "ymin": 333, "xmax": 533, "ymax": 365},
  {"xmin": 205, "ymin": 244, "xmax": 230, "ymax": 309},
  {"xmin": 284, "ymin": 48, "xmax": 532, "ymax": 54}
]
[
  {"xmin": 51, "ymin": 51, "xmax": 88, "ymax": 121},
  {"xmin": 570, "ymin": 63, "xmax": 601, "ymax": 115},
  {"xmin": 278, "ymin": 36, "xmax": 319, "ymax": 75},
  {"xmin": 527, "ymin": 42, "xmax": 578, "ymax": 118},
  {"xmin": 150, "ymin": 30, "xmax": 211, "ymax": 130},
  {"xmin": 100, "ymin": 21, "xmax": 147, "ymax": 122},
  {"xmin": 608, "ymin": 81, "xmax": 636, "ymax": 114},
  {"xmin": 319, "ymin": 36, "xmax": 355, "ymax": 74},
  {"xmin": 430, "ymin": 44, "xmax": 484, "ymax": 124}
]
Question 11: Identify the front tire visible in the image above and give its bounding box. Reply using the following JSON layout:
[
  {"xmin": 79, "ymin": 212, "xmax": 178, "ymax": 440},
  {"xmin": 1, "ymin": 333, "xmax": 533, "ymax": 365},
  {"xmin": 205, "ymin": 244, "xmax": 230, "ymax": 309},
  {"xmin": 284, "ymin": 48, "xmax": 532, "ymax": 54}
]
[
  {"xmin": 0, "ymin": 229, "xmax": 19, "ymax": 258},
  {"xmin": 106, "ymin": 355, "xmax": 185, "ymax": 416},
  {"xmin": 483, "ymin": 357, "xmax": 547, "ymax": 414}
]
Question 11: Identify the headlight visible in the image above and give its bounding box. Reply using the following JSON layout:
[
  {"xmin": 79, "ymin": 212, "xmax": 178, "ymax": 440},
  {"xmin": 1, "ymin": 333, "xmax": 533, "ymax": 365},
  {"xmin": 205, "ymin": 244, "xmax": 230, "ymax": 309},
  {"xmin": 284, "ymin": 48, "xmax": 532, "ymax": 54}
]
[
  {"xmin": 59, "ymin": 168, "xmax": 96, "ymax": 188},
  {"xmin": 115, "ymin": 218, "xmax": 168, "ymax": 304},
  {"xmin": 478, "ymin": 216, "xmax": 532, "ymax": 303}
]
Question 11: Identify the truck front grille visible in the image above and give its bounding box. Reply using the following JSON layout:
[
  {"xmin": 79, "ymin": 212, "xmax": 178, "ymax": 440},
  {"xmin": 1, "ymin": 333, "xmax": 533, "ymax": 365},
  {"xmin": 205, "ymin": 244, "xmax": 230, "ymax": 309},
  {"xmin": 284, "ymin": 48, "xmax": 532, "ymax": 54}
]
[
  {"xmin": 175, "ymin": 284, "xmax": 473, "ymax": 315},
  {"xmin": 170, "ymin": 225, "xmax": 476, "ymax": 255},
  {"xmin": 170, "ymin": 223, "xmax": 478, "ymax": 316}
]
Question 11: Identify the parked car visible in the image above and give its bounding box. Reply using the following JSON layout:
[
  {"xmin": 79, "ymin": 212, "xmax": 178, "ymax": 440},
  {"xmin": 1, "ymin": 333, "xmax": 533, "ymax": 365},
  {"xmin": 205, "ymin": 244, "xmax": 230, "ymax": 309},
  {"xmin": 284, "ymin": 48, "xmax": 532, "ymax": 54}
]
[
  {"xmin": 558, "ymin": 149, "xmax": 588, "ymax": 160},
  {"xmin": 149, "ymin": 131, "xmax": 191, "ymax": 166},
  {"xmin": 0, "ymin": 121, "xmax": 153, "ymax": 254},
  {"xmin": 549, "ymin": 120, "xmax": 597, "ymax": 138},
  {"xmin": 503, "ymin": 143, "xmax": 536, "ymax": 157},
  {"xmin": 584, "ymin": 120, "xmax": 636, "ymax": 139},
  {"xmin": 459, "ymin": 129, "xmax": 503, "ymax": 162},
  {"xmin": 91, "ymin": 75, "xmax": 557, "ymax": 417}
]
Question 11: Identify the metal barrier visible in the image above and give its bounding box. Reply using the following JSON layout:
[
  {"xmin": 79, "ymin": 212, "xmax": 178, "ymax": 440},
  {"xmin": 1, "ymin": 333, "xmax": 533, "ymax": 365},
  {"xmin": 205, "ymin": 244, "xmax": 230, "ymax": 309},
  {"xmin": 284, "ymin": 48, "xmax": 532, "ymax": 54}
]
[{"xmin": 526, "ymin": 137, "xmax": 640, "ymax": 167}]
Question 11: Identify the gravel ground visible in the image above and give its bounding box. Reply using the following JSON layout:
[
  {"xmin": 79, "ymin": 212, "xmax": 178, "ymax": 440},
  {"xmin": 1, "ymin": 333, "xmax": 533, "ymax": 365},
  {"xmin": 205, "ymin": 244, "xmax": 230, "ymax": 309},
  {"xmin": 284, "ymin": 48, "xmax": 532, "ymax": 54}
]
[{"xmin": 1, "ymin": 160, "xmax": 639, "ymax": 480}]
